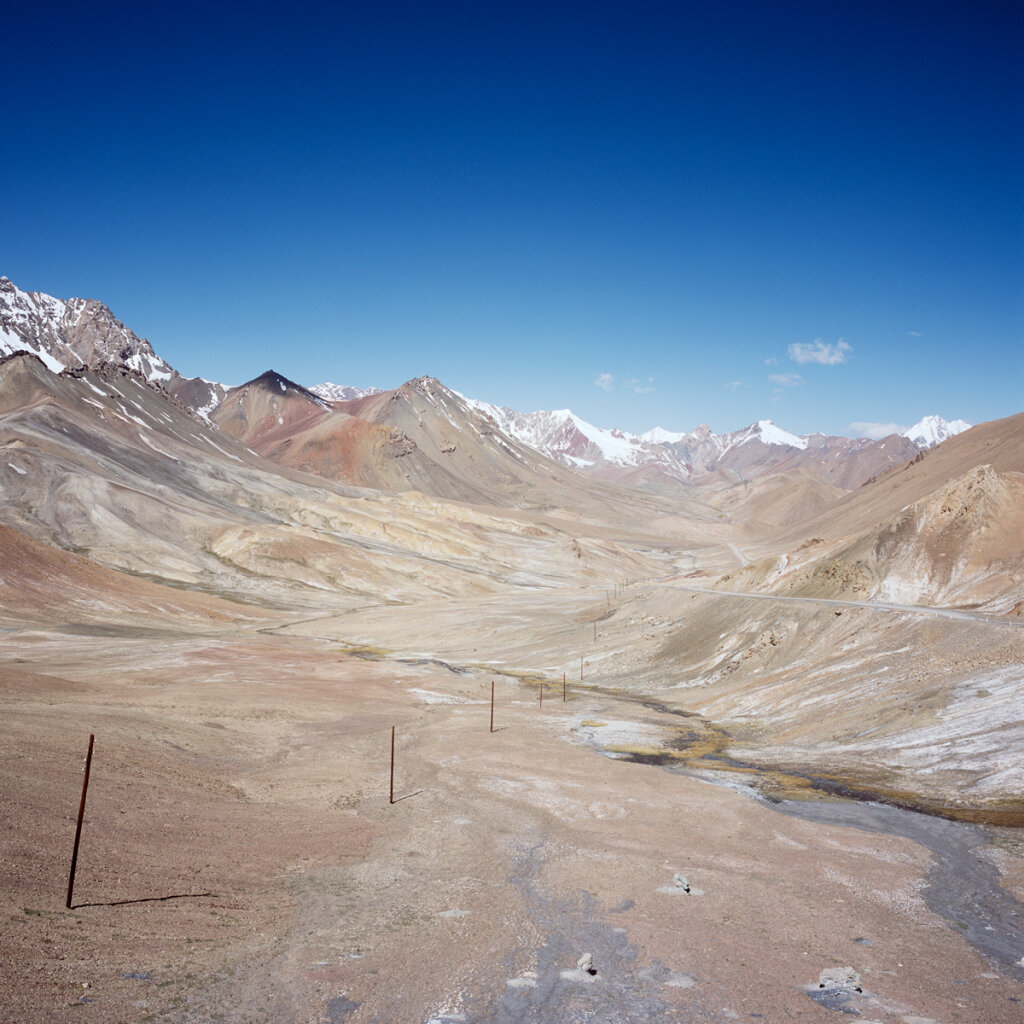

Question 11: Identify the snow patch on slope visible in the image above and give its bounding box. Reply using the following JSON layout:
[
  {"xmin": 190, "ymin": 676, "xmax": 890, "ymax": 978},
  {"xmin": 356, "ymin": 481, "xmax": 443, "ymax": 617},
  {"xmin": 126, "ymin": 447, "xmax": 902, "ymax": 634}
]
[{"xmin": 0, "ymin": 323, "xmax": 66, "ymax": 373}]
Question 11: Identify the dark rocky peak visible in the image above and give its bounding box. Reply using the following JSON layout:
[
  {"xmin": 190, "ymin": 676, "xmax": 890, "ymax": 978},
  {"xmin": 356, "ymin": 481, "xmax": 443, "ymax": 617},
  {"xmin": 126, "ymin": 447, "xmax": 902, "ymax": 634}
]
[{"xmin": 244, "ymin": 370, "xmax": 327, "ymax": 406}]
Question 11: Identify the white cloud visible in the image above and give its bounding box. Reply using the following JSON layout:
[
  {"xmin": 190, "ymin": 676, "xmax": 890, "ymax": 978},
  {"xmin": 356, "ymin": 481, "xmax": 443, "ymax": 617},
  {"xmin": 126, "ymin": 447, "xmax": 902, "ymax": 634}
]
[
  {"xmin": 595, "ymin": 372, "xmax": 614, "ymax": 392},
  {"xmin": 628, "ymin": 376, "xmax": 655, "ymax": 394},
  {"xmin": 907, "ymin": 330, "xmax": 922, "ymax": 337},
  {"xmin": 849, "ymin": 421, "xmax": 908, "ymax": 440},
  {"xmin": 724, "ymin": 380, "xmax": 743, "ymax": 392},
  {"xmin": 764, "ymin": 356, "xmax": 778, "ymax": 366},
  {"xmin": 788, "ymin": 338, "xmax": 851, "ymax": 365},
  {"xmin": 769, "ymin": 372, "xmax": 802, "ymax": 387}
]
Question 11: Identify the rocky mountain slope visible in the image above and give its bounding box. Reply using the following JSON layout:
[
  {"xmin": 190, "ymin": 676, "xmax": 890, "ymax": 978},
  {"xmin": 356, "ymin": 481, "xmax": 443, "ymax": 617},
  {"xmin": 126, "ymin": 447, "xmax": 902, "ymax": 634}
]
[
  {"xmin": 0, "ymin": 277, "xmax": 225, "ymax": 416},
  {"xmin": 0, "ymin": 351, "xmax": 692, "ymax": 621},
  {"xmin": 708, "ymin": 411, "xmax": 1024, "ymax": 613},
  {"xmin": 213, "ymin": 371, "xmax": 722, "ymax": 532}
]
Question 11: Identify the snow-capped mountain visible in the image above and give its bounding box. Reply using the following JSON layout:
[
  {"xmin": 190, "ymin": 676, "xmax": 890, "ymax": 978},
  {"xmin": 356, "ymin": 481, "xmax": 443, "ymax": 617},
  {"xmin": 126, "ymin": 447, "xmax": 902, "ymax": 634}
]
[
  {"xmin": 902, "ymin": 415, "xmax": 971, "ymax": 448},
  {"xmin": 456, "ymin": 395, "xmax": 821, "ymax": 481},
  {"xmin": 309, "ymin": 381, "xmax": 383, "ymax": 402},
  {"xmin": 460, "ymin": 397, "xmax": 658, "ymax": 467},
  {"xmin": 0, "ymin": 277, "xmax": 226, "ymax": 417},
  {"xmin": 453, "ymin": 391, "xmax": 977, "ymax": 487},
  {"xmin": 442, "ymin": 396, "xmax": 982, "ymax": 487},
  {"xmin": 1, "ymin": 276, "xmax": 174, "ymax": 382},
  {"xmin": 641, "ymin": 426, "xmax": 687, "ymax": 444},
  {"xmin": 3, "ymin": 276, "xmax": 974, "ymax": 479},
  {"xmin": 729, "ymin": 419, "xmax": 808, "ymax": 450}
]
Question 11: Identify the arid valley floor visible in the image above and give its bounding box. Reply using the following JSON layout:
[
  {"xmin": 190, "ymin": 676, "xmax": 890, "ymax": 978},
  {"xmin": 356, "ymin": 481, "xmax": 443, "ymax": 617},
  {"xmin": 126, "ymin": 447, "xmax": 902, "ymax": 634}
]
[{"xmin": 3, "ymin": 567, "xmax": 1024, "ymax": 1023}]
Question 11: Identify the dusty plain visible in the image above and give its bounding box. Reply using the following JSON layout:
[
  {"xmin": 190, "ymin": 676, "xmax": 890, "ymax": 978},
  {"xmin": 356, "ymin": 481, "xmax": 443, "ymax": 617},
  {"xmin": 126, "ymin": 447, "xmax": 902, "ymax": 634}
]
[{"xmin": 3, "ymin": 580, "xmax": 1023, "ymax": 1024}]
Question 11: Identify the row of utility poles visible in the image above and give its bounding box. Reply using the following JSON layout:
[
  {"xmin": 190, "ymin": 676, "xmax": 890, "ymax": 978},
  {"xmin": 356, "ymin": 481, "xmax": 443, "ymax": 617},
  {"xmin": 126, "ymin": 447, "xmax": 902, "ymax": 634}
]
[{"xmin": 67, "ymin": 580, "xmax": 646, "ymax": 904}]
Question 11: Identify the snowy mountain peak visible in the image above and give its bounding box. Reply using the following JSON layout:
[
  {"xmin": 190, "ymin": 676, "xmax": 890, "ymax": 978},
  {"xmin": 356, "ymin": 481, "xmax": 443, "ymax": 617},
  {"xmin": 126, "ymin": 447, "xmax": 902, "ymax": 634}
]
[
  {"xmin": 0, "ymin": 276, "xmax": 174, "ymax": 385},
  {"xmin": 0, "ymin": 276, "xmax": 231, "ymax": 419},
  {"xmin": 902, "ymin": 415, "xmax": 971, "ymax": 448},
  {"xmin": 458, "ymin": 398, "xmax": 645, "ymax": 467},
  {"xmin": 641, "ymin": 426, "xmax": 687, "ymax": 444},
  {"xmin": 309, "ymin": 381, "xmax": 383, "ymax": 402},
  {"xmin": 736, "ymin": 419, "xmax": 808, "ymax": 450}
]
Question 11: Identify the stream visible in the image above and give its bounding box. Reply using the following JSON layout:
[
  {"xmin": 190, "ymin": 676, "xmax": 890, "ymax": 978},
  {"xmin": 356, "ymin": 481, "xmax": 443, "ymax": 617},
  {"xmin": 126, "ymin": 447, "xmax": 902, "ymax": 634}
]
[
  {"xmin": 761, "ymin": 795, "xmax": 1024, "ymax": 983},
  {"xmin": 632, "ymin": 753, "xmax": 1024, "ymax": 984},
  {"xmin": 336, "ymin": 635, "xmax": 1024, "ymax": 982},
  {"xmin": 576, "ymin": 681, "xmax": 1024, "ymax": 981}
]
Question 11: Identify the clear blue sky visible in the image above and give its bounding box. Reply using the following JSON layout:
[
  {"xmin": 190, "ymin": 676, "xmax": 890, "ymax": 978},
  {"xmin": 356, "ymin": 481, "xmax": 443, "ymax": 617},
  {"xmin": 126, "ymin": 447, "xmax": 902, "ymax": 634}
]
[{"xmin": 3, "ymin": 1, "xmax": 1021, "ymax": 436}]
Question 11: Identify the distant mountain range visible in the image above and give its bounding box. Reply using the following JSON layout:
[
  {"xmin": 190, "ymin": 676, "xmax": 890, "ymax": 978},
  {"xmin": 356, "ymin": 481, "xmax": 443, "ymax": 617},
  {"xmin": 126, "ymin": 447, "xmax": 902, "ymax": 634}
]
[
  {"xmin": 1, "ymin": 275, "xmax": 1021, "ymax": 621},
  {"xmin": 309, "ymin": 381, "xmax": 383, "ymax": 402},
  {"xmin": 0, "ymin": 276, "xmax": 972, "ymax": 494},
  {"xmin": 453, "ymin": 396, "xmax": 970, "ymax": 489},
  {"xmin": 458, "ymin": 397, "xmax": 970, "ymax": 465}
]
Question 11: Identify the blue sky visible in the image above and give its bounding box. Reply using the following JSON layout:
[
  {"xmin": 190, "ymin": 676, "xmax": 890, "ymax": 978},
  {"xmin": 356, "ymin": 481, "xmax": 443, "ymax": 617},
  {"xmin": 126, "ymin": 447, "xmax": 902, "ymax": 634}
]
[{"xmin": 3, "ymin": 1, "xmax": 1021, "ymax": 436}]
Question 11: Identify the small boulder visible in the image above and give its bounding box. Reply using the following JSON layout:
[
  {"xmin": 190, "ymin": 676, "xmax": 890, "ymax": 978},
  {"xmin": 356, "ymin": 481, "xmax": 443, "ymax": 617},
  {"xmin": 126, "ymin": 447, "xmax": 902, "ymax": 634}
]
[
  {"xmin": 818, "ymin": 966, "xmax": 862, "ymax": 992},
  {"xmin": 560, "ymin": 953, "xmax": 599, "ymax": 983}
]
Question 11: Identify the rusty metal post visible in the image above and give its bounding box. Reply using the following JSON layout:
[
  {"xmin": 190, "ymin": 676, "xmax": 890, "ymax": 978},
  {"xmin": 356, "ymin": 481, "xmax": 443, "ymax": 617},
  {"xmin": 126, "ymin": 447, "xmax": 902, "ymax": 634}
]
[
  {"xmin": 490, "ymin": 681, "xmax": 495, "ymax": 733},
  {"xmin": 66, "ymin": 733, "xmax": 94, "ymax": 909},
  {"xmin": 389, "ymin": 726, "xmax": 395, "ymax": 805}
]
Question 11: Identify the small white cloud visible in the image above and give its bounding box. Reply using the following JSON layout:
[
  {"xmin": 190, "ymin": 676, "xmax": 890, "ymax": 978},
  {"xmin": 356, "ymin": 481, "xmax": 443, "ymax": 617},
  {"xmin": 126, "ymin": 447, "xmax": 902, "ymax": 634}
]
[
  {"xmin": 595, "ymin": 372, "xmax": 614, "ymax": 392},
  {"xmin": 849, "ymin": 421, "xmax": 908, "ymax": 440},
  {"xmin": 724, "ymin": 380, "xmax": 743, "ymax": 392},
  {"xmin": 769, "ymin": 372, "xmax": 803, "ymax": 387},
  {"xmin": 629, "ymin": 376, "xmax": 655, "ymax": 394},
  {"xmin": 907, "ymin": 330, "xmax": 922, "ymax": 337},
  {"xmin": 771, "ymin": 388, "xmax": 784, "ymax": 402},
  {"xmin": 788, "ymin": 338, "xmax": 852, "ymax": 365},
  {"xmin": 764, "ymin": 356, "xmax": 778, "ymax": 366}
]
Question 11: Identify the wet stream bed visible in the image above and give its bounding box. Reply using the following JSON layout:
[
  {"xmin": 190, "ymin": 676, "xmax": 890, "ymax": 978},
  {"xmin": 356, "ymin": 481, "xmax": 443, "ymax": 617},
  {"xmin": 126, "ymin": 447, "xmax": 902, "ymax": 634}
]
[{"xmin": 577, "ymin": 686, "xmax": 1024, "ymax": 984}]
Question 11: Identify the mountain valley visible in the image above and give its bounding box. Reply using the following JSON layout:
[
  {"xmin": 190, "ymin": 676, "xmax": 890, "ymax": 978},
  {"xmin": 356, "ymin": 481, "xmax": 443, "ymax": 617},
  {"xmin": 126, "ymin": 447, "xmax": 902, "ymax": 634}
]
[{"xmin": 1, "ymin": 279, "xmax": 1022, "ymax": 1024}]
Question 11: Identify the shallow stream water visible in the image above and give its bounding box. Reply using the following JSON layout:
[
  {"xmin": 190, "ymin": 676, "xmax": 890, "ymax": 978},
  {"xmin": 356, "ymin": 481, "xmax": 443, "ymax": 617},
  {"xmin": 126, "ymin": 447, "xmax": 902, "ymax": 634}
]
[
  {"xmin": 763, "ymin": 795, "xmax": 1024, "ymax": 984},
  {"xmin": 644, "ymin": 756, "xmax": 1024, "ymax": 985},
  {"xmin": 581, "ymin": 683, "xmax": 1024, "ymax": 981}
]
